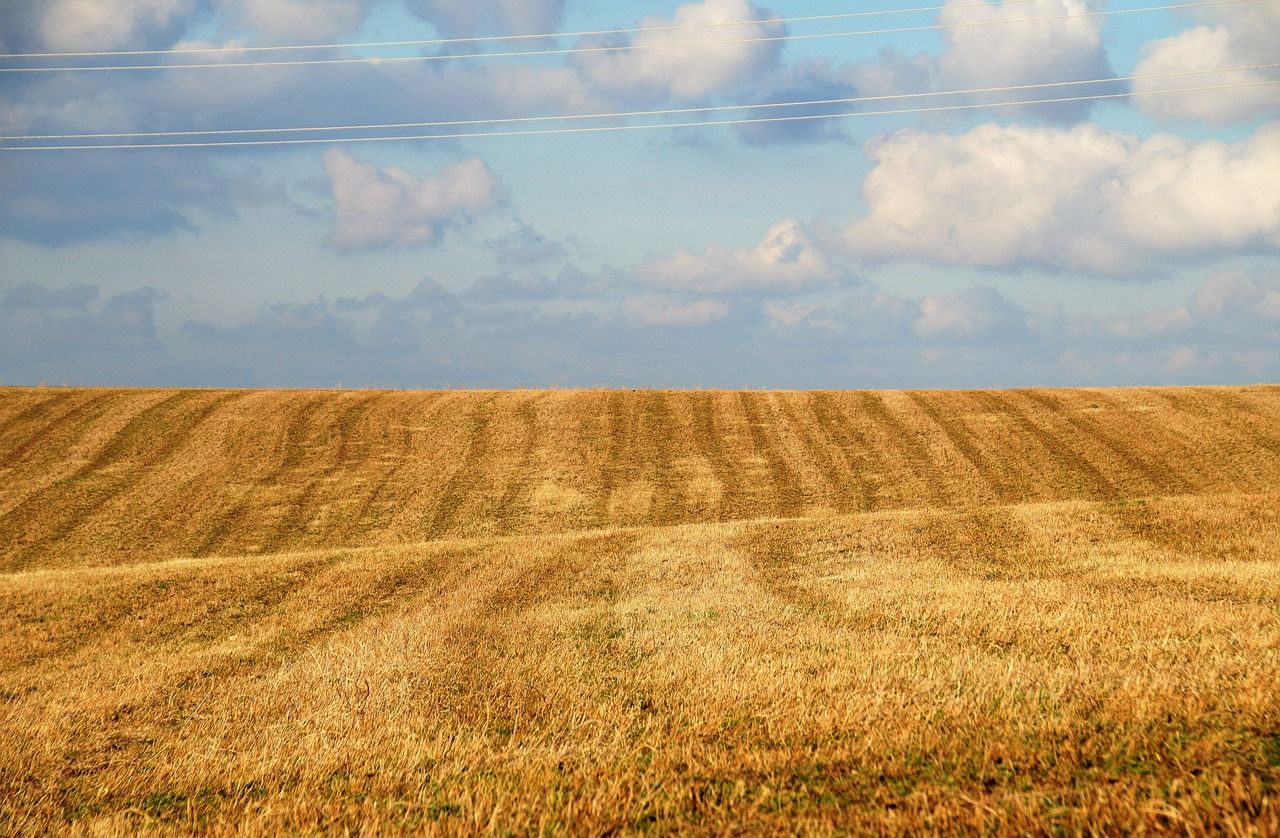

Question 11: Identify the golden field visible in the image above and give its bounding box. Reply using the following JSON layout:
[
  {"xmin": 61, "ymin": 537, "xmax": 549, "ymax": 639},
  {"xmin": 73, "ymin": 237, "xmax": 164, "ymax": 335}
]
[{"xmin": 0, "ymin": 386, "xmax": 1278, "ymax": 834}]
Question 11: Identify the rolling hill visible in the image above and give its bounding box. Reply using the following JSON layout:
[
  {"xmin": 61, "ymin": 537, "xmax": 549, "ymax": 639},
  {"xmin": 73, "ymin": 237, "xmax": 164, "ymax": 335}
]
[{"xmin": 1, "ymin": 386, "xmax": 1278, "ymax": 833}]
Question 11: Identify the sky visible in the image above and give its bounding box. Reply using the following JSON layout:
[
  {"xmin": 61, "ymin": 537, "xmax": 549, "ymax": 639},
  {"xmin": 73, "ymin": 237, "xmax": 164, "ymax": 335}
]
[{"xmin": 0, "ymin": 0, "xmax": 1277, "ymax": 389}]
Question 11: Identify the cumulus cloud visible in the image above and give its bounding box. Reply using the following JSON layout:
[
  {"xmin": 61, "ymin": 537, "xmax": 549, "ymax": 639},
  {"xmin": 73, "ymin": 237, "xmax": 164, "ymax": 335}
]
[
  {"xmin": 1131, "ymin": 0, "xmax": 1280, "ymax": 124},
  {"xmin": 324, "ymin": 151, "xmax": 507, "ymax": 251},
  {"xmin": 573, "ymin": 0, "xmax": 783, "ymax": 101},
  {"xmin": 845, "ymin": 0, "xmax": 1116, "ymax": 124},
  {"xmin": 841, "ymin": 121, "xmax": 1280, "ymax": 274},
  {"xmin": 933, "ymin": 0, "xmax": 1115, "ymax": 118},
  {"xmin": 634, "ymin": 219, "xmax": 841, "ymax": 294},
  {"xmin": 0, "ymin": 7, "xmax": 598, "ymax": 246},
  {"xmin": 188, "ymin": 278, "xmax": 462, "ymax": 354}
]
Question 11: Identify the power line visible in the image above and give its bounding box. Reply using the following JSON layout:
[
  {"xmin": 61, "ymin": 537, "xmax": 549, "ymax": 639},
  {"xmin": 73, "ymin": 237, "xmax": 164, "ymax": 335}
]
[
  {"xmin": 4, "ymin": 79, "xmax": 1275, "ymax": 151},
  {"xmin": 8, "ymin": 64, "xmax": 1276, "ymax": 141},
  {"xmin": 0, "ymin": 0, "xmax": 1054, "ymax": 59},
  {"xmin": 0, "ymin": 0, "xmax": 1248, "ymax": 73}
]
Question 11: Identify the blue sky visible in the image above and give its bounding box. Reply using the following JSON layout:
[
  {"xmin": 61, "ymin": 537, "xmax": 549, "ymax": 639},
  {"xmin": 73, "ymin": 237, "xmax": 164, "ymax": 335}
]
[{"xmin": 1, "ymin": 0, "xmax": 1277, "ymax": 388}]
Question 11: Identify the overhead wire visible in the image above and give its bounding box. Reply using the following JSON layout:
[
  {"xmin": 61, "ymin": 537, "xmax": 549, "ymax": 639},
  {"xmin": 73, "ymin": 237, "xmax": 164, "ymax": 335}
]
[
  {"xmin": 7, "ymin": 63, "xmax": 1277, "ymax": 141},
  {"xmin": 5, "ymin": 79, "xmax": 1276, "ymax": 151},
  {"xmin": 0, "ymin": 0, "xmax": 1250, "ymax": 73}
]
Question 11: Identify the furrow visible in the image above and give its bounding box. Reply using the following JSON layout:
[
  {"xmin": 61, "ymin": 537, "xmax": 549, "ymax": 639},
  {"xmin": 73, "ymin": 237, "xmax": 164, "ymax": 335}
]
[
  {"xmin": 421, "ymin": 395, "xmax": 497, "ymax": 541},
  {"xmin": 808, "ymin": 393, "xmax": 879, "ymax": 512},
  {"xmin": 641, "ymin": 392, "xmax": 682, "ymax": 525},
  {"xmin": 0, "ymin": 391, "xmax": 118, "ymax": 470},
  {"xmin": 974, "ymin": 390, "xmax": 1118, "ymax": 501},
  {"xmin": 263, "ymin": 393, "xmax": 384, "ymax": 553},
  {"xmin": 736, "ymin": 392, "xmax": 804, "ymax": 519},
  {"xmin": 192, "ymin": 394, "xmax": 330, "ymax": 557},
  {"xmin": 1176, "ymin": 389, "xmax": 1280, "ymax": 461},
  {"xmin": 773, "ymin": 394, "xmax": 854, "ymax": 513},
  {"xmin": 852, "ymin": 392, "xmax": 951, "ymax": 508},
  {"xmin": 348, "ymin": 392, "xmax": 447, "ymax": 541},
  {"xmin": 1018, "ymin": 390, "xmax": 1188, "ymax": 497},
  {"xmin": 491, "ymin": 394, "xmax": 544, "ymax": 530},
  {"xmin": 0, "ymin": 393, "xmax": 65, "ymax": 447},
  {"xmin": 904, "ymin": 391, "xmax": 1015, "ymax": 504},
  {"xmin": 1, "ymin": 392, "xmax": 238, "ymax": 569},
  {"xmin": 693, "ymin": 392, "xmax": 748, "ymax": 521},
  {"xmin": 593, "ymin": 391, "xmax": 630, "ymax": 525}
]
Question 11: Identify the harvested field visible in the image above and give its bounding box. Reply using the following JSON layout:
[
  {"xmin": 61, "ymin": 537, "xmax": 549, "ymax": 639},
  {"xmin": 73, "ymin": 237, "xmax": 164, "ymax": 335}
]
[{"xmin": 1, "ymin": 386, "xmax": 1278, "ymax": 834}]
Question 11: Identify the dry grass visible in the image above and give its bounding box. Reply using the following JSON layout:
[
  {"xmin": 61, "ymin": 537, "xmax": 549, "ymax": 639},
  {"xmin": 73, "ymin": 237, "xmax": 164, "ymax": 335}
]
[{"xmin": 0, "ymin": 386, "xmax": 1278, "ymax": 834}]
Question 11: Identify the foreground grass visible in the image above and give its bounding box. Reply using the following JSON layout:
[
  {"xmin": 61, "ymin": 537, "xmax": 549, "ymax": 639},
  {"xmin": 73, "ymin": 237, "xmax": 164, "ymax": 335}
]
[{"xmin": 2, "ymin": 491, "xmax": 1278, "ymax": 834}]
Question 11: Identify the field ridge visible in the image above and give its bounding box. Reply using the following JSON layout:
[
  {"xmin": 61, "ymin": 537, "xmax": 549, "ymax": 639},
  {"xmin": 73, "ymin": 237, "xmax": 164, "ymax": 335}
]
[{"xmin": 1, "ymin": 385, "xmax": 1277, "ymax": 570}]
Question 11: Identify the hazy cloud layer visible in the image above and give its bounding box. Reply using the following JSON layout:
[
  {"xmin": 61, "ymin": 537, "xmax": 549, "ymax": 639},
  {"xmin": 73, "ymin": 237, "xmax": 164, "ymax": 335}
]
[
  {"xmin": 0, "ymin": 284, "xmax": 167, "ymax": 384},
  {"xmin": 214, "ymin": 0, "xmax": 375, "ymax": 40},
  {"xmin": 5, "ymin": 264, "xmax": 1276, "ymax": 388},
  {"xmin": 620, "ymin": 295, "xmax": 730, "ymax": 326},
  {"xmin": 0, "ymin": 153, "xmax": 284, "ymax": 246},
  {"xmin": 406, "ymin": 0, "xmax": 566, "ymax": 37},
  {"xmin": 1, "ymin": 0, "xmax": 195, "ymax": 52}
]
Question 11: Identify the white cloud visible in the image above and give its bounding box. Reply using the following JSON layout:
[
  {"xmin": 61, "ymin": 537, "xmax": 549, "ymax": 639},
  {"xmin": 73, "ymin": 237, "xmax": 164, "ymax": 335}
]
[
  {"xmin": 1132, "ymin": 2, "xmax": 1280, "ymax": 123},
  {"xmin": 841, "ymin": 121, "xmax": 1280, "ymax": 275},
  {"xmin": 936, "ymin": 0, "xmax": 1112, "ymax": 107},
  {"xmin": 573, "ymin": 0, "xmax": 783, "ymax": 101},
  {"xmin": 215, "ymin": 0, "xmax": 373, "ymax": 41},
  {"xmin": 848, "ymin": 0, "xmax": 1115, "ymax": 123},
  {"xmin": 620, "ymin": 295, "xmax": 729, "ymax": 326},
  {"xmin": 634, "ymin": 219, "xmax": 839, "ymax": 294},
  {"xmin": 324, "ymin": 151, "xmax": 506, "ymax": 251},
  {"xmin": 34, "ymin": 0, "xmax": 194, "ymax": 51}
]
